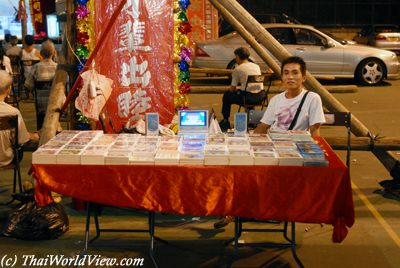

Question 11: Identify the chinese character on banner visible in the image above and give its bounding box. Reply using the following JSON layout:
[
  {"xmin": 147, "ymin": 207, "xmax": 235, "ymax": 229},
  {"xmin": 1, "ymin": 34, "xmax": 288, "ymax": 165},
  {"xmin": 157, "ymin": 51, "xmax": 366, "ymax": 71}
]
[
  {"xmin": 94, "ymin": 0, "xmax": 174, "ymax": 130},
  {"xmin": 117, "ymin": 89, "xmax": 152, "ymax": 122}
]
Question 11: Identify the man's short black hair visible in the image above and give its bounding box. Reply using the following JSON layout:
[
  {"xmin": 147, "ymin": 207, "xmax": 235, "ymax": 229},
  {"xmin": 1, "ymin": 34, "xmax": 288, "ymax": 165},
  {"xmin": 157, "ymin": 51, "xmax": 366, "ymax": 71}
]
[
  {"xmin": 281, "ymin": 56, "xmax": 307, "ymax": 76},
  {"xmin": 5, "ymin": 33, "xmax": 11, "ymax": 42},
  {"xmin": 234, "ymin": 47, "xmax": 251, "ymax": 60},
  {"xmin": 24, "ymin": 35, "xmax": 35, "ymax": 46}
]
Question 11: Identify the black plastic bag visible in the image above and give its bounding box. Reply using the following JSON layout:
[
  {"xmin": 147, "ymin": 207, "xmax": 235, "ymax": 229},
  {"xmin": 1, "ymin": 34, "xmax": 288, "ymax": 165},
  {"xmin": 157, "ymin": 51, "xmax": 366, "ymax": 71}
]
[
  {"xmin": 374, "ymin": 161, "xmax": 400, "ymax": 201},
  {"xmin": 3, "ymin": 198, "xmax": 69, "ymax": 240}
]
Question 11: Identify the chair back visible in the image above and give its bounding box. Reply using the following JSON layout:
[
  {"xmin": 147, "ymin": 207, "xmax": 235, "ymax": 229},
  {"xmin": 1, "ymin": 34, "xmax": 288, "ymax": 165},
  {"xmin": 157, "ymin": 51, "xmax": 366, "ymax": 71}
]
[
  {"xmin": 245, "ymin": 74, "xmax": 265, "ymax": 92},
  {"xmin": 247, "ymin": 74, "xmax": 266, "ymax": 84},
  {"xmin": 8, "ymin": 55, "xmax": 22, "ymax": 74},
  {"xmin": 0, "ymin": 115, "xmax": 23, "ymax": 193},
  {"xmin": 34, "ymin": 80, "xmax": 53, "ymax": 130},
  {"xmin": 21, "ymin": 59, "xmax": 40, "ymax": 67},
  {"xmin": 35, "ymin": 80, "xmax": 53, "ymax": 91},
  {"xmin": 324, "ymin": 112, "xmax": 351, "ymax": 167},
  {"xmin": 248, "ymin": 109, "xmax": 266, "ymax": 126}
]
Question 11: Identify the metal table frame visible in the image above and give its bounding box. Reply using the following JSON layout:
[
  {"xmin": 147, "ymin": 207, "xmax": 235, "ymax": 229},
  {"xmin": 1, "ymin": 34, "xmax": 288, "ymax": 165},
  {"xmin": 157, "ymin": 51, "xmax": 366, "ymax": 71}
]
[
  {"xmin": 227, "ymin": 218, "xmax": 304, "ymax": 268},
  {"xmin": 82, "ymin": 202, "xmax": 166, "ymax": 268}
]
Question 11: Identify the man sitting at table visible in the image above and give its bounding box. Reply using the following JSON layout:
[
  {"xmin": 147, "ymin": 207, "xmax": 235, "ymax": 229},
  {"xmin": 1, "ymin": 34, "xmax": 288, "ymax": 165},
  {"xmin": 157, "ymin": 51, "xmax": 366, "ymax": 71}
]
[
  {"xmin": 254, "ymin": 56, "xmax": 325, "ymax": 136},
  {"xmin": 0, "ymin": 70, "xmax": 39, "ymax": 167},
  {"xmin": 214, "ymin": 56, "xmax": 325, "ymax": 229},
  {"xmin": 219, "ymin": 46, "xmax": 265, "ymax": 132}
]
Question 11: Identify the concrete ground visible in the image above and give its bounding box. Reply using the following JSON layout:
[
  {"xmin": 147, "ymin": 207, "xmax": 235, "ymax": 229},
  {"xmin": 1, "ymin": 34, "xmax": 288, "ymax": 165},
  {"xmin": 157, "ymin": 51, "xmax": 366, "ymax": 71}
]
[{"xmin": 1, "ymin": 77, "xmax": 400, "ymax": 268}]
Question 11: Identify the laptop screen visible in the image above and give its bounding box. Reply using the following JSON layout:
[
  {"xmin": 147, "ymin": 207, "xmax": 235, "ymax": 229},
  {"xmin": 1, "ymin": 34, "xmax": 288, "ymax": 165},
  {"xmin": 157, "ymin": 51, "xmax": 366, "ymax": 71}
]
[{"xmin": 179, "ymin": 110, "xmax": 208, "ymax": 132}]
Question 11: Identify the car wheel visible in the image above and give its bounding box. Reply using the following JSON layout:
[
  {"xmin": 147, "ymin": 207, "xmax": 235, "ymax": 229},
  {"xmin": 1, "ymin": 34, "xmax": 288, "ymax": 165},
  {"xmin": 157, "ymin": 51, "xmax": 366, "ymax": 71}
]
[
  {"xmin": 355, "ymin": 58, "xmax": 386, "ymax": 86},
  {"xmin": 226, "ymin": 59, "xmax": 237, "ymax": 69}
]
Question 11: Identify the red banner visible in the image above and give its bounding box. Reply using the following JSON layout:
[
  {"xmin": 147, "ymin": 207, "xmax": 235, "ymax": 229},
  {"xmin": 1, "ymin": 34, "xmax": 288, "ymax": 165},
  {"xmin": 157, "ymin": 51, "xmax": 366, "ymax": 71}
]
[
  {"xmin": 29, "ymin": 0, "xmax": 55, "ymax": 37},
  {"xmin": 94, "ymin": 0, "xmax": 175, "ymax": 130},
  {"xmin": 188, "ymin": 0, "xmax": 219, "ymax": 41},
  {"xmin": 18, "ymin": 0, "xmax": 27, "ymax": 21}
]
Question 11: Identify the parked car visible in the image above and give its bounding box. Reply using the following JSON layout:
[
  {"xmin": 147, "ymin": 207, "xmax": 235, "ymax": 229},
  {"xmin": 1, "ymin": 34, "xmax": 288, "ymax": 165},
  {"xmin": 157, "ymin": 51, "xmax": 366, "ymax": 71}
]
[
  {"xmin": 193, "ymin": 23, "xmax": 400, "ymax": 85},
  {"xmin": 220, "ymin": 13, "xmax": 300, "ymax": 36},
  {"xmin": 353, "ymin": 24, "xmax": 400, "ymax": 52}
]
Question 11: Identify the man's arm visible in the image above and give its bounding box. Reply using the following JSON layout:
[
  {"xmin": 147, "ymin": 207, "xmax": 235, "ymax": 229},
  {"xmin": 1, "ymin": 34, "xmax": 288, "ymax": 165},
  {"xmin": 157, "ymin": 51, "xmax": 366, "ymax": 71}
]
[
  {"xmin": 29, "ymin": 132, "xmax": 40, "ymax": 141},
  {"xmin": 254, "ymin": 123, "xmax": 270, "ymax": 134},
  {"xmin": 35, "ymin": 49, "xmax": 42, "ymax": 60},
  {"xmin": 309, "ymin": 123, "xmax": 321, "ymax": 137},
  {"xmin": 230, "ymin": 69, "xmax": 239, "ymax": 91}
]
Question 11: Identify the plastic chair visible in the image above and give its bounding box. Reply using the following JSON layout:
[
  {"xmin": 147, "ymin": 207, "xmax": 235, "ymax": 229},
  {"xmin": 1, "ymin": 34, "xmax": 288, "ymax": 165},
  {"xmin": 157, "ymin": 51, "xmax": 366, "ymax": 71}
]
[
  {"xmin": 238, "ymin": 73, "xmax": 276, "ymax": 112},
  {"xmin": 0, "ymin": 115, "xmax": 23, "ymax": 201},
  {"xmin": 21, "ymin": 59, "xmax": 40, "ymax": 98},
  {"xmin": 34, "ymin": 80, "xmax": 53, "ymax": 130},
  {"xmin": 324, "ymin": 112, "xmax": 352, "ymax": 167},
  {"xmin": 8, "ymin": 55, "xmax": 22, "ymax": 96}
]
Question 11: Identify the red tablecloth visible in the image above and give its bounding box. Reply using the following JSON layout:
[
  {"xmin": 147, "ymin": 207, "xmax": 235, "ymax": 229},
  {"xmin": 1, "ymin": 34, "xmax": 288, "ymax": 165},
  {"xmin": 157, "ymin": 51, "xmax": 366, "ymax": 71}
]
[{"xmin": 32, "ymin": 137, "xmax": 354, "ymax": 243}]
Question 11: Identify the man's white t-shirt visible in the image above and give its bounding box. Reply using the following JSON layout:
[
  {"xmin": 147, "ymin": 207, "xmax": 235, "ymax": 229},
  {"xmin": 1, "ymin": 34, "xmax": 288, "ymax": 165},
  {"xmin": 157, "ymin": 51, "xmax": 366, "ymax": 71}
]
[
  {"xmin": 231, "ymin": 62, "xmax": 263, "ymax": 93},
  {"xmin": 0, "ymin": 102, "xmax": 30, "ymax": 167},
  {"xmin": 260, "ymin": 89, "xmax": 325, "ymax": 131}
]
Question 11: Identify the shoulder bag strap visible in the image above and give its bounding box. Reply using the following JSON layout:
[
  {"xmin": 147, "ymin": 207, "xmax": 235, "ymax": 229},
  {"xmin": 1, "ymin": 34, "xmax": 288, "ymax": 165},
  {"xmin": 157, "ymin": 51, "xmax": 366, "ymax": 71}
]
[{"xmin": 288, "ymin": 90, "xmax": 310, "ymax": 130}]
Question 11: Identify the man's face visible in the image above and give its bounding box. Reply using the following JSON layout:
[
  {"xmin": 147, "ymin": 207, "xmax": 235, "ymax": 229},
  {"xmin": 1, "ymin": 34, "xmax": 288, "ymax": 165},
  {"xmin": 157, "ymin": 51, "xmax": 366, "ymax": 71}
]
[{"xmin": 281, "ymin": 63, "xmax": 306, "ymax": 91}]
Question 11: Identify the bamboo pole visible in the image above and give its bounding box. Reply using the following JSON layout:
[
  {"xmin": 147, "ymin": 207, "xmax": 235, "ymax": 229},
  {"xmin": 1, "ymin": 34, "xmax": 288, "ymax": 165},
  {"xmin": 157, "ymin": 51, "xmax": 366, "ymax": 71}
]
[
  {"xmin": 38, "ymin": 0, "xmax": 75, "ymax": 145},
  {"xmin": 190, "ymin": 68, "xmax": 233, "ymax": 75},
  {"xmin": 212, "ymin": 0, "xmax": 371, "ymax": 137},
  {"xmin": 207, "ymin": 0, "xmax": 282, "ymax": 77},
  {"xmin": 21, "ymin": 18, "xmax": 27, "ymax": 40},
  {"xmin": 66, "ymin": 0, "xmax": 77, "ymax": 130},
  {"xmin": 191, "ymin": 67, "xmax": 335, "ymax": 80},
  {"xmin": 325, "ymin": 136, "xmax": 400, "ymax": 151},
  {"xmin": 39, "ymin": 47, "xmax": 68, "ymax": 146},
  {"xmin": 190, "ymin": 85, "xmax": 357, "ymax": 94}
]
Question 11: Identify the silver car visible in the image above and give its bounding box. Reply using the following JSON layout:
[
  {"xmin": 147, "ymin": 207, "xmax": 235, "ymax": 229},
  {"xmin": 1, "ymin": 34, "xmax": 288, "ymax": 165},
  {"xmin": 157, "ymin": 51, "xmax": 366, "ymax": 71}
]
[
  {"xmin": 193, "ymin": 24, "xmax": 400, "ymax": 85},
  {"xmin": 353, "ymin": 25, "xmax": 400, "ymax": 52}
]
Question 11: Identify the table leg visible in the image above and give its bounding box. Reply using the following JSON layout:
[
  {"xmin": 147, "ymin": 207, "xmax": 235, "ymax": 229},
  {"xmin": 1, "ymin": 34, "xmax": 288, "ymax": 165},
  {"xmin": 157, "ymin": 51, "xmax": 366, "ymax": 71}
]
[
  {"xmin": 290, "ymin": 222, "xmax": 304, "ymax": 268},
  {"xmin": 84, "ymin": 202, "xmax": 91, "ymax": 253},
  {"xmin": 148, "ymin": 211, "xmax": 159, "ymax": 268},
  {"xmin": 226, "ymin": 217, "xmax": 241, "ymax": 267},
  {"xmin": 283, "ymin": 221, "xmax": 292, "ymax": 242},
  {"xmin": 90, "ymin": 204, "xmax": 101, "ymax": 243}
]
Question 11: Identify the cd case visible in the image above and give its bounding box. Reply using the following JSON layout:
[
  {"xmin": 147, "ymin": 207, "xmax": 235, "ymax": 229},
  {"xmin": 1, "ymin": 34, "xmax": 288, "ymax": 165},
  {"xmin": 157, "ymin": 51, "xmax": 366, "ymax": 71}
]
[
  {"xmin": 146, "ymin": 113, "xmax": 159, "ymax": 136},
  {"xmin": 234, "ymin": 112, "xmax": 247, "ymax": 136}
]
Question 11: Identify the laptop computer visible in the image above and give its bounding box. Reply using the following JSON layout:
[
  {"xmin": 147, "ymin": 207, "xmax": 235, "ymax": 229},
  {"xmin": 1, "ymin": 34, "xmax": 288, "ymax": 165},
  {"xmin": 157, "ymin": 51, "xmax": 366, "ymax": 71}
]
[{"xmin": 178, "ymin": 110, "xmax": 209, "ymax": 135}]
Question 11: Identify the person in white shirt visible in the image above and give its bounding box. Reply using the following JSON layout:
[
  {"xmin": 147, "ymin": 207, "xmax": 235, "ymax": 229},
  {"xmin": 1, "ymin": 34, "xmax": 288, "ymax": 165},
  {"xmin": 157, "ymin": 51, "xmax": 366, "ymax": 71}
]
[
  {"xmin": 6, "ymin": 35, "xmax": 22, "ymax": 58},
  {"xmin": 2, "ymin": 34, "xmax": 12, "ymax": 52},
  {"xmin": 219, "ymin": 47, "xmax": 265, "ymax": 131},
  {"xmin": 21, "ymin": 35, "xmax": 41, "ymax": 99},
  {"xmin": 0, "ymin": 70, "xmax": 39, "ymax": 167},
  {"xmin": 255, "ymin": 56, "xmax": 325, "ymax": 137},
  {"xmin": 214, "ymin": 56, "xmax": 325, "ymax": 229},
  {"xmin": 0, "ymin": 47, "xmax": 12, "ymax": 75}
]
